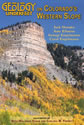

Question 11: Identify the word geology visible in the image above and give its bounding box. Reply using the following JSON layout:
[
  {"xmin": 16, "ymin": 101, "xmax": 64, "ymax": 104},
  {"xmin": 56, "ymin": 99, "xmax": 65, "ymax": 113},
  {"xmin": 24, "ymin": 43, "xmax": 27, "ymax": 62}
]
[{"xmin": 2, "ymin": 2, "xmax": 36, "ymax": 16}]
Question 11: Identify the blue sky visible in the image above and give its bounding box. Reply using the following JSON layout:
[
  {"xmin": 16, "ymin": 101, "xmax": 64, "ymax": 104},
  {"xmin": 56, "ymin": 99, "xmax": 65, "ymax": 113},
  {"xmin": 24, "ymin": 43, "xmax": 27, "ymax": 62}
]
[{"xmin": 0, "ymin": 0, "xmax": 84, "ymax": 47}]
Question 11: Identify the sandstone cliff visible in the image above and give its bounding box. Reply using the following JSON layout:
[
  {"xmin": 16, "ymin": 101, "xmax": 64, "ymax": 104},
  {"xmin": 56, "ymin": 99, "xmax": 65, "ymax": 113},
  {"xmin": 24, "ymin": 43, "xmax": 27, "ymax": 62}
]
[
  {"xmin": 0, "ymin": 22, "xmax": 77, "ymax": 85},
  {"xmin": 0, "ymin": 22, "xmax": 54, "ymax": 73},
  {"xmin": 0, "ymin": 22, "xmax": 54, "ymax": 65}
]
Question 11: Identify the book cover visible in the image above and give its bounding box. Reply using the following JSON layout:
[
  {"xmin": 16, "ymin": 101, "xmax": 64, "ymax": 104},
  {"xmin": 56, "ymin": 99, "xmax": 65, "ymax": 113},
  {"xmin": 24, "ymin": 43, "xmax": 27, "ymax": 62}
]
[{"xmin": 0, "ymin": 0, "xmax": 84, "ymax": 124}]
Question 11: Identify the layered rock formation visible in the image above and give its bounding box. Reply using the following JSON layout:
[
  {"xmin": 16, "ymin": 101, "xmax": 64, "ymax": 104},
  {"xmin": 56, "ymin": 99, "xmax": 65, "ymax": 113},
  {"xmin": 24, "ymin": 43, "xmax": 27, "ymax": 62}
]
[
  {"xmin": 0, "ymin": 22, "xmax": 77, "ymax": 85},
  {"xmin": 0, "ymin": 22, "xmax": 54, "ymax": 73}
]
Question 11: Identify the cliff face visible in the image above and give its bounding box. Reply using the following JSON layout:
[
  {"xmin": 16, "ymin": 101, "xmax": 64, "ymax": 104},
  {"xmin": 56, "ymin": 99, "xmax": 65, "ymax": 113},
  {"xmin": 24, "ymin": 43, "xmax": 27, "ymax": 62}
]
[
  {"xmin": 0, "ymin": 22, "xmax": 77, "ymax": 85},
  {"xmin": 0, "ymin": 22, "xmax": 54, "ymax": 73},
  {"xmin": 0, "ymin": 23, "xmax": 54, "ymax": 66}
]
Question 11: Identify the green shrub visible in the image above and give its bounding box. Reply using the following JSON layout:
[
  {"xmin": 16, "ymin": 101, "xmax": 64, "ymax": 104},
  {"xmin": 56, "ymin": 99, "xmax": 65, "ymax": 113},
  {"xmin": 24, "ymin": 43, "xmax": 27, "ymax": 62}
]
[
  {"xmin": 77, "ymin": 98, "xmax": 84, "ymax": 115},
  {"xmin": 0, "ymin": 111, "xmax": 11, "ymax": 125}
]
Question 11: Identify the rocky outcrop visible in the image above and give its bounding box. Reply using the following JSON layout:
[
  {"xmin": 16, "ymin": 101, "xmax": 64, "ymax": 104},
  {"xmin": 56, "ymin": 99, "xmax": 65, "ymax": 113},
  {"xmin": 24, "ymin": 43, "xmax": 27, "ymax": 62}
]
[
  {"xmin": 0, "ymin": 22, "xmax": 54, "ymax": 73},
  {"xmin": 45, "ymin": 64, "xmax": 77, "ymax": 85},
  {"xmin": 0, "ymin": 22, "xmax": 77, "ymax": 85}
]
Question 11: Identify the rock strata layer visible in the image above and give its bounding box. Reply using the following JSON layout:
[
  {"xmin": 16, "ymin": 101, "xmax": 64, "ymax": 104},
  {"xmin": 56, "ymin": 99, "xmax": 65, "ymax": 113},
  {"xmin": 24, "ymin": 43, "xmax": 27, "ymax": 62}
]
[
  {"xmin": 0, "ymin": 22, "xmax": 54, "ymax": 68},
  {"xmin": 0, "ymin": 22, "xmax": 77, "ymax": 85}
]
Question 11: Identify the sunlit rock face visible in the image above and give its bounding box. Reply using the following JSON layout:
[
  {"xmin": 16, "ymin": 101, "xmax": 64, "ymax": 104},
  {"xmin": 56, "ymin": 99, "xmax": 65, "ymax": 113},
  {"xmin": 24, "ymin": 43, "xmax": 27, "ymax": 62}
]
[
  {"xmin": 0, "ymin": 22, "xmax": 77, "ymax": 85},
  {"xmin": 0, "ymin": 22, "xmax": 54, "ymax": 73}
]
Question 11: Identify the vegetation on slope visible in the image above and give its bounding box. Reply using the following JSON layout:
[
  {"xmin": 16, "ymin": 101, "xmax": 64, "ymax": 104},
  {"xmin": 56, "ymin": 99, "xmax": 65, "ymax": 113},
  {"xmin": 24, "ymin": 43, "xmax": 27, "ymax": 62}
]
[
  {"xmin": 47, "ymin": 43, "xmax": 84, "ymax": 87},
  {"xmin": 0, "ymin": 66, "xmax": 84, "ymax": 124}
]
